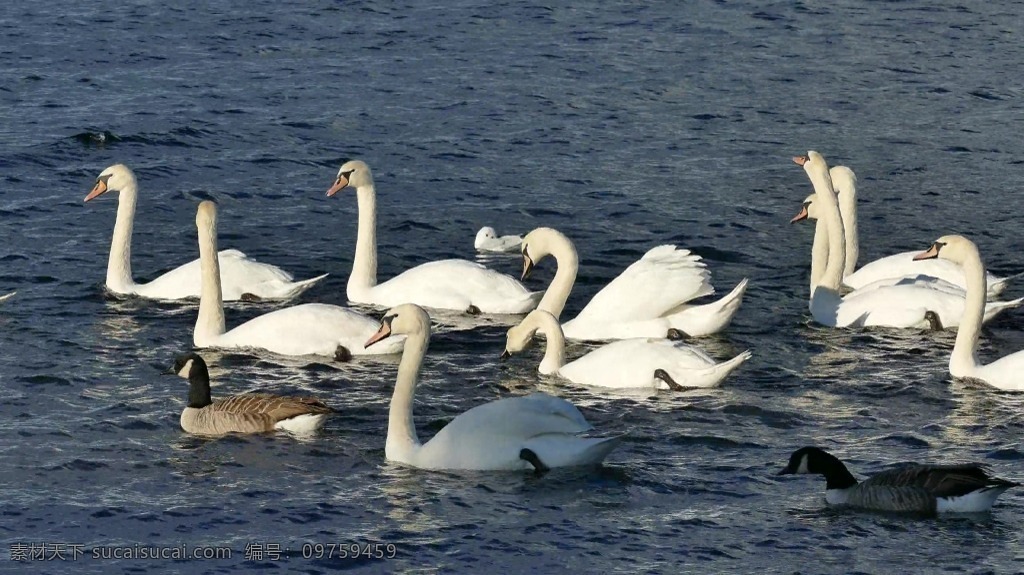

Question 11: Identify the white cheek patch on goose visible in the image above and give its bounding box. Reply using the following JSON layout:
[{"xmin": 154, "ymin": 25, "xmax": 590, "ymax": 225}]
[
  {"xmin": 177, "ymin": 359, "xmax": 193, "ymax": 378},
  {"xmin": 797, "ymin": 454, "xmax": 810, "ymax": 474}
]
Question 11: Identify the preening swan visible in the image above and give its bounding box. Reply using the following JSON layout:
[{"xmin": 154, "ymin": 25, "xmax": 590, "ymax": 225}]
[
  {"xmin": 915, "ymin": 235, "xmax": 1024, "ymax": 391},
  {"xmin": 779, "ymin": 446, "xmax": 1017, "ymax": 514},
  {"xmin": 86, "ymin": 164, "xmax": 327, "ymax": 301},
  {"xmin": 791, "ymin": 166, "xmax": 1009, "ymax": 298},
  {"xmin": 475, "ymin": 226, "xmax": 522, "ymax": 253},
  {"xmin": 193, "ymin": 201, "xmax": 404, "ymax": 358},
  {"xmin": 794, "ymin": 152, "xmax": 1021, "ymax": 329},
  {"xmin": 503, "ymin": 309, "xmax": 751, "ymax": 389},
  {"xmin": 172, "ymin": 352, "xmax": 334, "ymax": 435},
  {"xmin": 520, "ymin": 227, "xmax": 748, "ymax": 340},
  {"xmin": 364, "ymin": 303, "xmax": 623, "ymax": 471},
  {"xmin": 325, "ymin": 161, "xmax": 541, "ymax": 314}
]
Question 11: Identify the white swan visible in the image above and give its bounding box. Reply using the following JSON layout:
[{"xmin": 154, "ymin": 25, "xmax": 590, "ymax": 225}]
[
  {"xmin": 792, "ymin": 167, "xmax": 1008, "ymax": 298},
  {"xmin": 520, "ymin": 227, "xmax": 748, "ymax": 340},
  {"xmin": 796, "ymin": 151, "xmax": 1021, "ymax": 329},
  {"xmin": 364, "ymin": 303, "xmax": 623, "ymax": 471},
  {"xmin": 503, "ymin": 309, "xmax": 751, "ymax": 389},
  {"xmin": 915, "ymin": 235, "xmax": 1024, "ymax": 390},
  {"xmin": 475, "ymin": 226, "xmax": 522, "ymax": 253},
  {"xmin": 86, "ymin": 164, "xmax": 327, "ymax": 301},
  {"xmin": 193, "ymin": 201, "xmax": 404, "ymax": 358},
  {"xmin": 325, "ymin": 161, "xmax": 541, "ymax": 314}
]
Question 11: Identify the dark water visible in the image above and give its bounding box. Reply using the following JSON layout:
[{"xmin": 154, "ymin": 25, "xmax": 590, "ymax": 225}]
[{"xmin": 2, "ymin": 1, "xmax": 1024, "ymax": 573}]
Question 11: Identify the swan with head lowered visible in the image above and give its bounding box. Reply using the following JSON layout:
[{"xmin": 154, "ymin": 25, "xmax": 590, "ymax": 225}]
[
  {"xmin": 914, "ymin": 235, "xmax": 1024, "ymax": 391},
  {"xmin": 325, "ymin": 161, "xmax": 540, "ymax": 314},
  {"xmin": 791, "ymin": 166, "xmax": 1009, "ymax": 298},
  {"xmin": 193, "ymin": 201, "xmax": 404, "ymax": 359},
  {"xmin": 86, "ymin": 164, "xmax": 327, "ymax": 301},
  {"xmin": 364, "ymin": 303, "xmax": 623, "ymax": 471},
  {"xmin": 519, "ymin": 227, "xmax": 748, "ymax": 340},
  {"xmin": 503, "ymin": 309, "xmax": 751, "ymax": 389},
  {"xmin": 794, "ymin": 151, "xmax": 1021, "ymax": 329}
]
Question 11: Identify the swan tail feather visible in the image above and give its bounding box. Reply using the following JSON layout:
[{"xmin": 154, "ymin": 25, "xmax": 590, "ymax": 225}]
[
  {"xmin": 667, "ymin": 278, "xmax": 749, "ymax": 337},
  {"xmin": 279, "ymin": 273, "xmax": 330, "ymax": 300},
  {"xmin": 664, "ymin": 350, "xmax": 752, "ymax": 389},
  {"xmin": 988, "ymin": 271, "xmax": 1024, "ymax": 297}
]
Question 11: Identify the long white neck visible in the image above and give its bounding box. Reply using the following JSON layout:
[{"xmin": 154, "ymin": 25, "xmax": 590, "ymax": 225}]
[
  {"xmin": 529, "ymin": 311, "xmax": 567, "ymax": 375},
  {"xmin": 535, "ymin": 234, "xmax": 579, "ymax": 319},
  {"xmin": 834, "ymin": 170, "xmax": 859, "ymax": 277},
  {"xmin": 194, "ymin": 214, "xmax": 226, "ymax": 345},
  {"xmin": 106, "ymin": 183, "xmax": 138, "ymax": 292},
  {"xmin": 386, "ymin": 326, "xmax": 428, "ymax": 463},
  {"xmin": 347, "ymin": 184, "xmax": 379, "ymax": 301},
  {"xmin": 810, "ymin": 168, "xmax": 846, "ymax": 294},
  {"xmin": 810, "ymin": 216, "xmax": 828, "ymax": 292},
  {"xmin": 950, "ymin": 245, "xmax": 985, "ymax": 377}
]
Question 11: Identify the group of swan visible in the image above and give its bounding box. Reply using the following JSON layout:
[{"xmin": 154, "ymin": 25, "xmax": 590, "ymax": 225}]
[
  {"xmin": 794, "ymin": 152, "xmax": 1022, "ymax": 330},
  {"xmin": 795, "ymin": 151, "xmax": 1024, "ymax": 391}
]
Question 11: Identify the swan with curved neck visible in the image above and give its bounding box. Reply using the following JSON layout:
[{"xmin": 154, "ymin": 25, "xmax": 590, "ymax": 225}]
[
  {"xmin": 793, "ymin": 164, "xmax": 1008, "ymax": 297},
  {"xmin": 503, "ymin": 309, "xmax": 751, "ymax": 389},
  {"xmin": 364, "ymin": 303, "xmax": 623, "ymax": 471},
  {"xmin": 795, "ymin": 151, "xmax": 1022, "ymax": 329},
  {"xmin": 520, "ymin": 227, "xmax": 748, "ymax": 340},
  {"xmin": 85, "ymin": 164, "xmax": 327, "ymax": 301},
  {"xmin": 193, "ymin": 200, "xmax": 404, "ymax": 358},
  {"xmin": 914, "ymin": 235, "xmax": 1024, "ymax": 390},
  {"xmin": 325, "ymin": 161, "xmax": 540, "ymax": 314}
]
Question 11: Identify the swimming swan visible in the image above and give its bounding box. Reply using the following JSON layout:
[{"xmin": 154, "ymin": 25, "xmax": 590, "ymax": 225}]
[
  {"xmin": 172, "ymin": 352, "xmax": 333, "ymax": 435},
  {"xmin": 86, "ymin": 164, "xmax": 327, "ymax": 301},
  {"xmin": 326, "ymin": 161, "xmax": 541, "ymax": 314},
  {"xmin": 475, "ymin": 226, "xmax": 523, "ymax": 253},
  {"xmin": 915, "ymin": 235, "xmax": 1024, "ymax": 390},
  {"xmin": 193, "ymin": 200, "xmax": 404, "ymax": 358},
  {"xmin": 520, "ymin": 227, "xmax": 748, "ymax": 340},
  {"xmin": 794, "ymin": 152, "xmax": 1021, "ymax": 329},
  {"xmin": 779, "ymin": 446, "xmax": 1017, "ymax": 514},
  {"xmin": 364, "ymin": 303, "xmax": 623, "ymax": 471},
  {"xmin": 503, "ymin": 309, "xmax": 751, "ymax": 389}
]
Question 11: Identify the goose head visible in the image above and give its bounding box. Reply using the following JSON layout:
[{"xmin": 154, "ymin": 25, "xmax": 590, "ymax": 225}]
[
  {"xmin": 778, "ymin": 446, "xmax": 844, "ymax": 476},
  {"xmin": 914, "ymin": 234, "xmax": 975, "ymax": 265},
  {"xmin": 170, "ymin": 352, "xmax": 212, "ymax": 408},
  {"xmin": 365, "ymin": 303, "xmax": 430, "ymax": 348},
  {"xmin": 520, "ymin": 227, "xmax": 569, "ymax": 280},
  {"xmin": 85, "ymin": 164, "xmax": 137, "ymax": 202},
  {"xmin": 326, "ymin": 160, "xmax": 373, "ymax": 197}
]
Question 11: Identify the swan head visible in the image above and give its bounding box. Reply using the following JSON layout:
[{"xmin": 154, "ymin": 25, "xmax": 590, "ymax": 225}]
[
  {"xmin": 914, "ymin": 234, "xmax": 975, "ymax": 265},
  {"xmin": 520, "ymin": 227, "xmax": 571, "ymax": 280},
  {"xmin": 790, "ymin": 194, "xmax": 818, "ymax": 224},
  {"xmin": 793, "ymin": 150, "xmax": 831, "ymax": 181},
  {"xmin": 85, "ymin": 164, "xmax": 136, "ymax": 202},
  {"xmin": 326, "ymin": 160, "xmax": 373, "ymax": 197},
  {"xmin": 503, "ymin": 310, "xmax": 544, "ymax": 357},
  {"xmin": 475, "ymin": 226, "xmax": 498, "ymax": 248},
  {"xmin": 829, "ymin": 166, "xmax": 857, "ymax": 197},
  {"xmin": 365, "ymin": 303, "xmax": 430, "ymax": 349},
  {"xmin": 195, "ymin": 200, "xmax": 218, "ymax": 234}
]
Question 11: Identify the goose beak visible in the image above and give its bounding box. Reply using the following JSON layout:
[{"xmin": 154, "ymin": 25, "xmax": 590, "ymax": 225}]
[
  {"xmin": 84, "ymin": 179, "xmax": 108, "ymax": 202},
  {"xmin": 326, "ymin": 175, "xmax": 348, "ymax": 197},
  {"xmin": 500, "ymin": 350, "xmax": 511, "ymax": 361},
  {"xmin": 521, "ymin": 256, "xmax": 535, "ymax": 281},
  {"xmin": 364, "ymin": 322, "xmax": 392, "ymax": 348},
  {"xmin": 792, "ymin": 155, "xmax": 809, "ymax": 166},
  {"xmin": 790, "ymin": 203, "xmax": 810, "ymax": 224},
  {"xmin": 913, "ymin": 244, "xmax": 941, "ymax": 261},
  {"xmin": 777, "ymin": 467, "xmax": 794, "ymax": 476}
]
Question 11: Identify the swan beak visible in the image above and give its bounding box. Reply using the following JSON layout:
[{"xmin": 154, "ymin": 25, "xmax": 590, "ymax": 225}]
[
  {"xmin": 326, "ymin": 175, "xmax": 348, "ymax": 197},
  {"xmin": 500, "ymin": 350, "xmax": 511, "ymax": 361},
  {"xmin": 84, "ymin": 179, "xmax": 108, "ymax": 202},
  {"xmin": 792, "ymin": 155, "xmax": 809, "ymax": 166},
  {"xmin": 913, "ymin": 244, "xmax": 941, "ymax": 261},
  {"xmin": 364, "ymin": 322, "xmax": 392, "ymax": 348},
  {"xmin": 790, "ymin": 203, "xmax": 809, "ymax": 224},
  {"xmin": 521, "ymin": 256, "xmax": 535, "ymax": 281}
]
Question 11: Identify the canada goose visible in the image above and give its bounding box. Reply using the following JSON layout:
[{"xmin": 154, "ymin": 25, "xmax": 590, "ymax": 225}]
[
  {"xmin": 171, "ymin": 352, "xmax": 334, "ymax": 435},
  {"xmin": 778, "ymin": 446, "xmax": 1017, "ymax": 514}
]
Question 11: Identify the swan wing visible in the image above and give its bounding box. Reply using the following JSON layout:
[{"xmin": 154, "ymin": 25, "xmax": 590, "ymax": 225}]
[
  {"xmin": 217, "ymin": 303, "xmax": 403, "ymax": 356},
  {"xmin": 371, "ymin": 259, "xmax": 538, "ymax": 313},
  {"xmin": 138, "ymin": 249, "xmax": 323, "ymax": 301},
  {"xmin": 559, "ymin": 338, "xmax": 715, "ymax": 388},
  {"xmin": 846, "ymin": 251, "xmax": 1004, "ymax": 297},
  {"xmin": 574, "ymin": 245, "xmax": 713, "ymax": 324}
]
